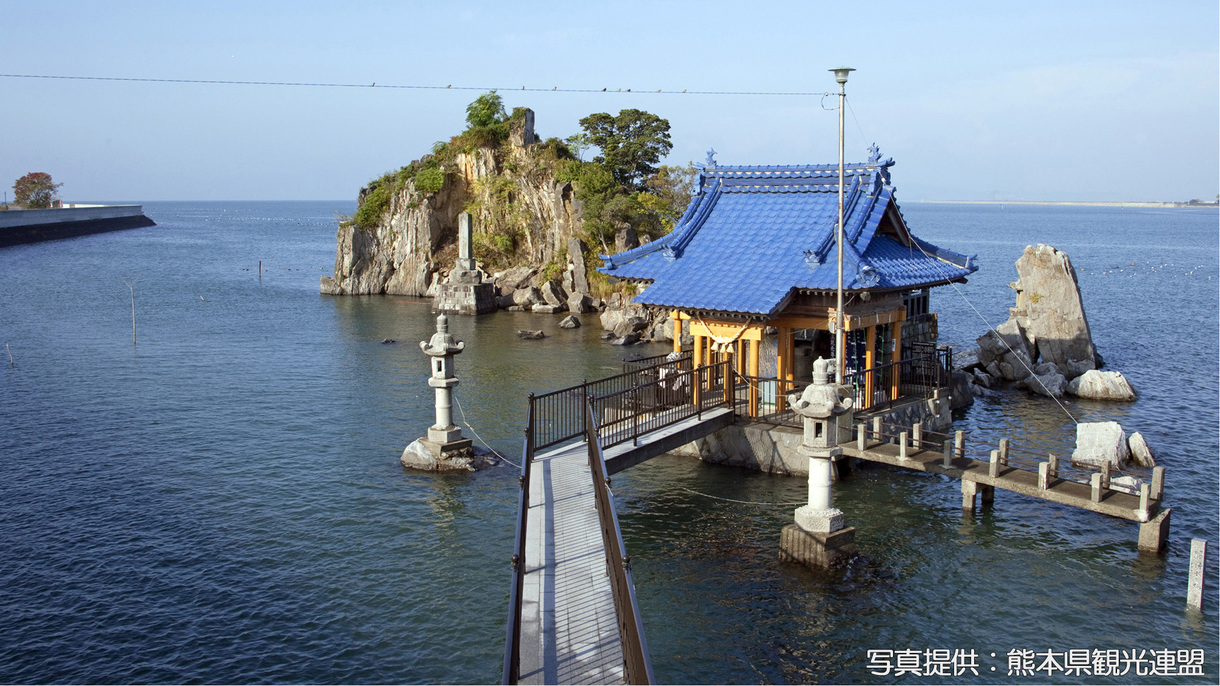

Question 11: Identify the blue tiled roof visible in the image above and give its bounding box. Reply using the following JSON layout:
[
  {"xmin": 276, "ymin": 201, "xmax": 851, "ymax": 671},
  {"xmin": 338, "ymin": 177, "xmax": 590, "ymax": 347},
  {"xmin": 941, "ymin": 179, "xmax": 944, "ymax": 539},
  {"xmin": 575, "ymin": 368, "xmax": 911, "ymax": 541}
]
[{"xmin": 600, "ymin": 155, "xmax": 977, "ymax": 317}]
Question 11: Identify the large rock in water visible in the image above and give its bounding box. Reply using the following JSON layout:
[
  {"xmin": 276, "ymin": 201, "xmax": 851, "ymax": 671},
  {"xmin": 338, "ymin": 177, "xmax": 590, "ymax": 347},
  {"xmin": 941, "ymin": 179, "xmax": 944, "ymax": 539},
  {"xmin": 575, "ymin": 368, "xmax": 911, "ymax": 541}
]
[
  {"xmin": 1067, "ymin": 370, "xmax": 1137, "ymax": 401},
  {"xmin": 1071, "ymin": 421, "xmax": 1130, "ymax": 469},
  {"xmin": 976, "ymin": 318, "xmax": 1035, "ymax": 381},
  {"xmin": 1007, "ymin": 244, "xmax": 1099, "ymax": 378},
  {"xmin": 1128, "ymin": 432, "xmax": 1156, "ymax": 467}
]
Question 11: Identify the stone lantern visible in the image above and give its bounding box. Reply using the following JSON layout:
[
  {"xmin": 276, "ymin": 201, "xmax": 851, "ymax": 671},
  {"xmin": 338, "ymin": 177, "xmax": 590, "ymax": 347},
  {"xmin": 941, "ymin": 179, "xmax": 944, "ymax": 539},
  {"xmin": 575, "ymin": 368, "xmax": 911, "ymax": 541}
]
[
  {"xmin": 401, "ymin": 314, "xmax": 478, "ymax": 471},
  {"xmin": 779, "ymin": 356, "xmax": 859, "ymax": 568}
]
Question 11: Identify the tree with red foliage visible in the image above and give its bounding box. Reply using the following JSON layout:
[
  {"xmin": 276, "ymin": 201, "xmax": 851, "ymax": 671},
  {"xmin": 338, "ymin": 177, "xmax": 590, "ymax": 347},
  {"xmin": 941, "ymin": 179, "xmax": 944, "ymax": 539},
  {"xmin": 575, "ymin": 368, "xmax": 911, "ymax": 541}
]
[{"xmin": 13, "ymin": 172, "xmax": 63, "ymax": 209}]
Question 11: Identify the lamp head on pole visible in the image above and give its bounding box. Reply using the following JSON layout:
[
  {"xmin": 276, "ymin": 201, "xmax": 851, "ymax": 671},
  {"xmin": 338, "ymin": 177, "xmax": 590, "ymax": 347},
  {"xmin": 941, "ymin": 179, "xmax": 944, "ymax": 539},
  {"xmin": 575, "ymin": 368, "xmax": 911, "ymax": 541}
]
[{"xmin": 830, "ymin": 66, "xmax": 854, "ymax": 85}]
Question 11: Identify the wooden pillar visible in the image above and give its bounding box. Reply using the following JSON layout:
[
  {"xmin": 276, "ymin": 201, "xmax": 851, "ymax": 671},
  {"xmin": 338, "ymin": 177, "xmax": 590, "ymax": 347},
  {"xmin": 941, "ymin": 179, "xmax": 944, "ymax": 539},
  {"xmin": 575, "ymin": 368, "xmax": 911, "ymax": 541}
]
[
  {"xmin": 672, "ymin": 310, "xmax": 682, "ymax": 353},
  {"xmin": 776, "ymin": 325, "xmax": 791, "ymax": 412},
  {"xmin": 863, "ymin": 324, "xmax": 876, "ymax": 410},
  {"xmin": 890, "ymin": 319, "xmax": 903, "ymax": 400},
  {"xmin": 749, "ymin": 337, "xmax": 760, "ymax": 417}
]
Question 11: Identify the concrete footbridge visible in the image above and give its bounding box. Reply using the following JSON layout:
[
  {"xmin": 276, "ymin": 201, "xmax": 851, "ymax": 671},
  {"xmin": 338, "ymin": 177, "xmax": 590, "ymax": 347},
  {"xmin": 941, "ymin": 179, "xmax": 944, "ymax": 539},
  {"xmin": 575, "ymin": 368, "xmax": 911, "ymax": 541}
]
[
  {"xmin": 500, "ymin": 352, "xmax": 1170, "ymax": 683},
  {"xmin": 502, "ymin": 355, "xmax": 737, "ymax": 684}
]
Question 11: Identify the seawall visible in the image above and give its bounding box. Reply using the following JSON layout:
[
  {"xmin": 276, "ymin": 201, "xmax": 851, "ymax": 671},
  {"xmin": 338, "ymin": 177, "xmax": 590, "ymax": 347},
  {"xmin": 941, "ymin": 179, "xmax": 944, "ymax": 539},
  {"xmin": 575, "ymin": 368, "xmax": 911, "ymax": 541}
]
[{"xmin": 0, "ymin": 205, "xmax": 156, "ymax": 247}]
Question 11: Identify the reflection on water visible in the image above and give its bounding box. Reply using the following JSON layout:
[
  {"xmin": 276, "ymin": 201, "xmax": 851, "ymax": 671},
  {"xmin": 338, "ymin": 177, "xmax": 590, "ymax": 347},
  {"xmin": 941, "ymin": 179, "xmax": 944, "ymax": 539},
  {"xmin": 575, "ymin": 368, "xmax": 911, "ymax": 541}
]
[{"xmin": 0, "ymin": 201, "xmax": 1214, "ymax": 684}]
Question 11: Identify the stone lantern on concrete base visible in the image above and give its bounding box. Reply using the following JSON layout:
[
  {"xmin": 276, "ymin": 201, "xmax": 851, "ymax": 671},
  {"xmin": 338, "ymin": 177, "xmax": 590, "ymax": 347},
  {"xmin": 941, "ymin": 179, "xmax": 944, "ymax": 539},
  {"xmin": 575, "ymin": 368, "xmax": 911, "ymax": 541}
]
[
  {"xmin": 401, "ymin": 314, "xmax": 486, "ymax": 471},
  {"xmin": 779, "ymin": 357, "xmax": 859, "ymax": 568}
]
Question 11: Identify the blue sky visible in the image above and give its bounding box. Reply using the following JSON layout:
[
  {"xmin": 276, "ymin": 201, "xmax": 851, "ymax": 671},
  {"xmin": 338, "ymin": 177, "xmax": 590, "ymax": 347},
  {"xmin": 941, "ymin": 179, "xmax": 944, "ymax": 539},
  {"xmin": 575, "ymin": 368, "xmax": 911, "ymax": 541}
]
[{"xmin": 2, "ymin": 1, "xmax": 1216, "ymax": 202}]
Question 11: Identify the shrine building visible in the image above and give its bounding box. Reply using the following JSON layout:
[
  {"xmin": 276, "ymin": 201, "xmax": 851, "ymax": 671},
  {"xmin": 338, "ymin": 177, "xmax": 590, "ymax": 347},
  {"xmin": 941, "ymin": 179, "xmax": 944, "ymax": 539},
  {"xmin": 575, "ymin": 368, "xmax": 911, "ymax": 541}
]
[{"xmin": 599, "ymin": 148, "xmax": 978, "ymax": 415}]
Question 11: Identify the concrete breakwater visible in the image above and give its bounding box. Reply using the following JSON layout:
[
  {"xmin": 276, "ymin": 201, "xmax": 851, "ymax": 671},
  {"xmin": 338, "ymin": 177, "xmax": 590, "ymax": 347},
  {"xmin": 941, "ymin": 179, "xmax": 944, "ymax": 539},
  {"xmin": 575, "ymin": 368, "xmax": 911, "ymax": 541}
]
[{"xmin": 0, "ymin": 205, "xmax": 155, "ymax": 247}]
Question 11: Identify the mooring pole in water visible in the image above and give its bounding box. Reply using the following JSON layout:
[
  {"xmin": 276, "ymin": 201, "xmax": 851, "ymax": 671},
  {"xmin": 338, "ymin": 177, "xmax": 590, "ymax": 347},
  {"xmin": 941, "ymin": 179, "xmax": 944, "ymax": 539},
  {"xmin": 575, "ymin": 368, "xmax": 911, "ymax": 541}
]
[
  {"xmin": 259, "ymin": 260, "xmax": 262, "ymax": 278},
  {"xmin": 1187, "ymin": 539, "xmax": 1207, "ymax": 610}
]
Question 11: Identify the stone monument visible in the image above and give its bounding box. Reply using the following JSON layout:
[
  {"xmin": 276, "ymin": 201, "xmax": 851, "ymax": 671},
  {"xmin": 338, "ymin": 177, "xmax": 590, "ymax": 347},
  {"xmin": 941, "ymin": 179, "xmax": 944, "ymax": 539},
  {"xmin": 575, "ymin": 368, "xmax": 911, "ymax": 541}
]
[
  {"xmin": 433, "ymin": 213, "xmax": 497, "ymax": 315},
  {"xmin": 401, "ymin": 314, "xmax": 486, "ymax": 471},
  {"xmin": 779, "ymin": 357, "xmax": 859, "ymax": 568}
]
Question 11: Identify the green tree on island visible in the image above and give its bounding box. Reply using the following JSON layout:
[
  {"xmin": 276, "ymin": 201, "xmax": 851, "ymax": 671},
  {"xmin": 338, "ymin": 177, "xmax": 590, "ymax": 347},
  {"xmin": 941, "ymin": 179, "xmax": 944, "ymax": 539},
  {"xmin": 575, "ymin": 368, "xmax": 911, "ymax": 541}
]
[
  {"xmin": 13, "ymin": 172, "xmax": 63, "ymax": 209},
  {"xmin": 578, "ymin": 109, "xmax": 673, "ymax": 190}
]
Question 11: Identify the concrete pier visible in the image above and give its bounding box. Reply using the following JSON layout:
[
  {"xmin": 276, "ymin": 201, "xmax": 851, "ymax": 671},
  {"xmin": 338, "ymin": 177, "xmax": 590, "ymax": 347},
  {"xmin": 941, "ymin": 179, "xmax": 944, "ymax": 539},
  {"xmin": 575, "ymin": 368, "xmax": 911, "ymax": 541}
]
[
  {"xmin": 0, "ymin": 205, "xmax": 154, "ymax": 247},
  {"xmin": 848, "ymin": 424, "xmax": 1168, "ymax": 552}
]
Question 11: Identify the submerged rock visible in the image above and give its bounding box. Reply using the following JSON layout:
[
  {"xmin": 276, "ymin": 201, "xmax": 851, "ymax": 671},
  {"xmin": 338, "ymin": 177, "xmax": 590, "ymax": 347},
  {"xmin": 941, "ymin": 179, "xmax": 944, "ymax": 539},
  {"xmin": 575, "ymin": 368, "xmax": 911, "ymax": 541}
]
[
  {"xmin": 559, "ymin": 315, "xmax": 580, "ymax": 329},
  {"xmin": 1067, "ymin": 369, "xmax": 1137, "ymax": 401},
  {"xmin": 401, "ymin": 439, "xmax": 497, "ymax": 472},
  {"xmin": 516, "ymin": 329, "xmax": 546, "ymax": 340},
  {"xmin": 1021, "ymin": 369, "xmax": 1067, "ymax": 398}
]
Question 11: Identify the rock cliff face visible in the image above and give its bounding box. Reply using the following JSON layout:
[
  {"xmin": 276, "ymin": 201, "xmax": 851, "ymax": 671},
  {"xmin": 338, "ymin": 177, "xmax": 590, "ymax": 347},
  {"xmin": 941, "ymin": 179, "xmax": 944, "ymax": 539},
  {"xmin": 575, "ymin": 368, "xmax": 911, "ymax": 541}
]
[{"xmin": 321, "ymin": 111, "xmax": 581, "ymax": 296}]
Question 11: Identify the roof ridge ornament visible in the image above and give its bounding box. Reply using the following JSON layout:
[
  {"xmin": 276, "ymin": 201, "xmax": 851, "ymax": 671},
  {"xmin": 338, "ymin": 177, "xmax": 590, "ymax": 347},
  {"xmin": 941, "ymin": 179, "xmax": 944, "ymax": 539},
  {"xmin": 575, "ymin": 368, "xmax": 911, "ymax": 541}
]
[
  {"xmin": 868, "ymin": 143, "xmax": 881, "ymax": 164},
  {"xmin": 704, "ymin": 148, "xmax": 717, "ymax": 168}
]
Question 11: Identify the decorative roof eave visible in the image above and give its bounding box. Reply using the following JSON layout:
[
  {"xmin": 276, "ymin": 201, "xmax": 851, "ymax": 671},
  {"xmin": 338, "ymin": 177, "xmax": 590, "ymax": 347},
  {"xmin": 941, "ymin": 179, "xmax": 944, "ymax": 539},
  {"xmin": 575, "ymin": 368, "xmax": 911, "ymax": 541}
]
[
  {"xmin": 794, "ymin": 274, "xmax": 971, "ymax": 297},
  {"xmin": 600, "ymin": 178, "xmax": 722, "ymax": 271},
  {"xmin": 909, "ymin": 236, "xmax": 976, "ymax": 271},
  {"xmin": 674, "ymin": 307, "xmax": 764, "ymax": 323}
]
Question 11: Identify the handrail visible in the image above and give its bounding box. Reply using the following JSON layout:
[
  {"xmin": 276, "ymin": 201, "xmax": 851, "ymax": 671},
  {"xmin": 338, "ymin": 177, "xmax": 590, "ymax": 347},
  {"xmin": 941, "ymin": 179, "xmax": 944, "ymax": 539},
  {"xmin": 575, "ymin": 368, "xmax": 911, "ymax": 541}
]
[
  {"xmin": 585, "ymin": 399, "xmax": 654, "ymax": 685},
  {"xmin": 842, "ymin": 348, "xmax": 949, "ymax": 412},
  {"xmin": 530, "ymin": 355, "xmax": 693, "ymax": 451},
  {"xmin": 502, "ymin": 399, "xmax": 535, "ymax": 684},
  {"xmin": 591, "ymin": 360, "xmax": 733, "ymax": 449},
  {"xmin": 622, "ymin": 349, "xmax": 692, "ymax": 374}
]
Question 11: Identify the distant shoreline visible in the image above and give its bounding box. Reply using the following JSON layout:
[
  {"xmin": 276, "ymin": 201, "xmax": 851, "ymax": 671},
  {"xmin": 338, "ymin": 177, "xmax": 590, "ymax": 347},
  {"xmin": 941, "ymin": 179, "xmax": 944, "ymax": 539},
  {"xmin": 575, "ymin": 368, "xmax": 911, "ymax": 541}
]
[{"xmin": 914, "ymin": 199, "xmax": 1219, "ymax": 209}]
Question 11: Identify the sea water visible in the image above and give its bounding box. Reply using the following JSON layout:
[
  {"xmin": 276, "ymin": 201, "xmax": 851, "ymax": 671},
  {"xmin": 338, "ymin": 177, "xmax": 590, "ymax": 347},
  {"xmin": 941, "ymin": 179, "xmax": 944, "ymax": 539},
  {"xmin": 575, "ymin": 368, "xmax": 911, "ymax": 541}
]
[{"xmin": 0, "ymin": 201, "xmax": 1215, "ymax": 683}]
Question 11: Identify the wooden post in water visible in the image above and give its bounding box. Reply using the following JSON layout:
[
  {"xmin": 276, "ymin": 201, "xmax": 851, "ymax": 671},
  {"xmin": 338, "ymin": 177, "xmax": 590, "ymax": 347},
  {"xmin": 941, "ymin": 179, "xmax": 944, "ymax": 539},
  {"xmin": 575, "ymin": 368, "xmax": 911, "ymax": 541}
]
[
  {"xmin": 998, "ymin": 437, "xmax": 1009, "ymax": 466},
  {"xmin": 872, "ymin": 417, "xmax": 883, "ymax": 444},
  {"xmin": 954, "ymin": 430, "xmax": 965, "ymax": 460},
  {"xmin": 857, "ymin": 423, "xmax": 866, "ymax": 452},
  {"xmin": 1038, "ymin": 462, "xmax": 1050, "ymax": 490},
  {"xmin": 942, "ymin": 439, "xmax": 953, "ymax": 467},
  {"xmin": 911, "ymin": 423, "xmax": 922, "ymax": 451},
  {"xmin": 899, "ymin": 431, "xmax": 908, "ymax": 460},
  {"xmin": 989, "ymin": 449, "xmax": 1001, "ymax": 478}
]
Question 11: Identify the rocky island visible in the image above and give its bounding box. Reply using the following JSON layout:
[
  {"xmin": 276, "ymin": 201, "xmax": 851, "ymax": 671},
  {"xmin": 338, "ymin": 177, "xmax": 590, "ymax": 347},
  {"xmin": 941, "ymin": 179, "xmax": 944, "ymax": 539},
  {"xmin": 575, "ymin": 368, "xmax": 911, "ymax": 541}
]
[{"xmin": 321, "ymin": 93, "xmax": 693, "ymax": 344}]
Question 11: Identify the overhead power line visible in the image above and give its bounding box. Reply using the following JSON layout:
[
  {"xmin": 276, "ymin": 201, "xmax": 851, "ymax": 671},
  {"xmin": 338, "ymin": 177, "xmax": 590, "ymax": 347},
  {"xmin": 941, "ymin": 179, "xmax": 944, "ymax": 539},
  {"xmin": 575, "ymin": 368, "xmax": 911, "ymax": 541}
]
[{"xmin": 0, "ymin": 73, "xmax": 824, "ymax": 97}]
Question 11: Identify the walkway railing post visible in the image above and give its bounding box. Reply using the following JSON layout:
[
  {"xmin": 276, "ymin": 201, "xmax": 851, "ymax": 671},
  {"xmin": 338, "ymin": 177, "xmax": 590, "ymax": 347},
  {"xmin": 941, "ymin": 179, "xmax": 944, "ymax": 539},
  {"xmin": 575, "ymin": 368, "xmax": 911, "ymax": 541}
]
[{"xmin": 632, "ymin": 387, "xmax": 639, "ymax": 447}]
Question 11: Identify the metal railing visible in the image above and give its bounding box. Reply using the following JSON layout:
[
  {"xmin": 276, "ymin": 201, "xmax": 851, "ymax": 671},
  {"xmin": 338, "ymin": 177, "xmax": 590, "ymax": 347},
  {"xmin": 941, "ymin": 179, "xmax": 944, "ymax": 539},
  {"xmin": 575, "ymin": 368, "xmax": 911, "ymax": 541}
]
[
  {"xmin": 592, "ymin": 360, "xmax": 733, "ymax": 449},
  {"xmin": 584, "ymin": 400, "xmax": 654, "ymax": 684},
  {"xmin": 729, "ymin": 373, "xmax": 808, "ymax": 427},
  {"xmin": 502, "ymin": 402, "xmax": 535, "ymax": 684},
  {"xmin": 844, "ymin": 345, "xmax": 952, "ymax": 412},
  {"xmin": 622, "ymin": 350, "xmax": 691, "ymax": 375},
  {"xmin": 529, "ymin": 358, "xmax": 729, "ymax": 452}
]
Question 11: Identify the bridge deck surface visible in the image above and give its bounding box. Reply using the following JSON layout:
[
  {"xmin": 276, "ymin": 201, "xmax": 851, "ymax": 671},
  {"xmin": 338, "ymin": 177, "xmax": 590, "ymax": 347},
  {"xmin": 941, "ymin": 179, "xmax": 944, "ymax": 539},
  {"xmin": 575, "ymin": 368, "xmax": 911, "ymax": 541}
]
[
  {"xmin": 519, "ymin": 440, "xmax": 624, "ymax": 685},
  {"xmin": 516, "ymin": 407, "xmax": 733, "ymax": 684}
]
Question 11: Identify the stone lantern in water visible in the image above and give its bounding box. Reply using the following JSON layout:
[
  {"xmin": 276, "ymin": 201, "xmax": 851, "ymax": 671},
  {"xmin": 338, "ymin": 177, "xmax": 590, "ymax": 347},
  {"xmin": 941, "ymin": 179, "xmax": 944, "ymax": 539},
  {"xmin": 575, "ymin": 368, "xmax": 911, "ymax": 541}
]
[
  {"xmin": 401, "ymin": 314, "xmax": 484, "ymax": 471},
  {"xmin": 779, "ymin": 357, "xmax": 859, "ymax": 568}
]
